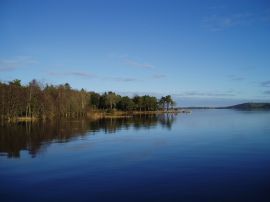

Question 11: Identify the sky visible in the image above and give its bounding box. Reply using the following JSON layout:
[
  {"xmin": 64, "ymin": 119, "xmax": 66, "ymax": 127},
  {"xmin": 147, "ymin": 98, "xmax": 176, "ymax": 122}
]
[{"xmin": 0, "ymin": 0, "xmax": 270, "ymax": 106}]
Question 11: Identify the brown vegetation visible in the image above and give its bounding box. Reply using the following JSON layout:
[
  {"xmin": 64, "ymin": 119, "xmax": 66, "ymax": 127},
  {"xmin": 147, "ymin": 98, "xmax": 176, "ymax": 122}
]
[{"xmin": 0, "ymin": 79, "xmax": 176, "ymax": 122}]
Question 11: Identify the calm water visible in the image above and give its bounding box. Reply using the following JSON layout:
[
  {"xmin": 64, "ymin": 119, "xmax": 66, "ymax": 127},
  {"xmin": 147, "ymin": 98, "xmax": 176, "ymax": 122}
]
[{"xmin": 1, "ymin": 110, "xmax": 270, "ymax": 202}]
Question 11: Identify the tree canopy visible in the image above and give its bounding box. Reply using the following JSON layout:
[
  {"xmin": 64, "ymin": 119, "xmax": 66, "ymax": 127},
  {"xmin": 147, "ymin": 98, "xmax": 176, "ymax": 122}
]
[{"xmin": 0, "ymin": 79, "xmax": 176, "ymax": 120}]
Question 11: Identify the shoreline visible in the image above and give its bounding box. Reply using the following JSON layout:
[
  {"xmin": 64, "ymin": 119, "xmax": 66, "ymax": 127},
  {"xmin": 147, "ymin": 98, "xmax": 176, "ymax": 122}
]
[
  {"xmin": 1, "ymin": 109, "xmax": 191, "ymax": 123},
  {"xmin": 87, "ymin": 109, "xmax": 191, "ymax": 120}
]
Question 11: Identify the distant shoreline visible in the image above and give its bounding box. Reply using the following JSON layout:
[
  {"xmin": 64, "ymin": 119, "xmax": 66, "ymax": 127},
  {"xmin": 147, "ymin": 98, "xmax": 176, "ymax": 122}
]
[{"xmin": 180, "ymin": 102, "xmax": 270, "ymax": 110}]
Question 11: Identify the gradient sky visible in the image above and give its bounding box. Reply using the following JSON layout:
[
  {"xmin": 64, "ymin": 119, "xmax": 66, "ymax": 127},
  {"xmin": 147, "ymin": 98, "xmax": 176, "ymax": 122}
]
[{"xmin": 1, "ymin": 0, "xmax": 270, "ymax": 106}]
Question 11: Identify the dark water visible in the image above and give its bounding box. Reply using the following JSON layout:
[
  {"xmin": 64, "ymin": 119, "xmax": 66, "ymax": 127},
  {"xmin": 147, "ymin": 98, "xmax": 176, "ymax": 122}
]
[{"xmin": 1, "ymin": 110, "xmax": 270, "ymax": 202}]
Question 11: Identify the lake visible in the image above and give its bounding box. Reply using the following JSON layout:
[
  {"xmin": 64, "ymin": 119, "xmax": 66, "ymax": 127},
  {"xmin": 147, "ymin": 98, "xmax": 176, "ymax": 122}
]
[{"xmin": 1, "ymin": 109, "xmax": 270, "ymax": 202}]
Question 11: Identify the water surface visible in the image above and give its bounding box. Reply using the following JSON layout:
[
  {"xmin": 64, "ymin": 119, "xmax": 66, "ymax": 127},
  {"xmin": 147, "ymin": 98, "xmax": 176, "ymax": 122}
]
[{"xmin": 1, "ymin": 110, "xmax": 270, "ymax": 201}]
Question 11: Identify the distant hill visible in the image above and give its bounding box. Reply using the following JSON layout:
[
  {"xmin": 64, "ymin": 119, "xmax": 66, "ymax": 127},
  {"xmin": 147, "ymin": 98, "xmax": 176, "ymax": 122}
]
[
  {"xmin": 225, "ymin": 103, "xmax": 270, "ymax": 110},
  {"xmin": 180, "ymin": 103, "xmax": 270, "ymax": 110}
]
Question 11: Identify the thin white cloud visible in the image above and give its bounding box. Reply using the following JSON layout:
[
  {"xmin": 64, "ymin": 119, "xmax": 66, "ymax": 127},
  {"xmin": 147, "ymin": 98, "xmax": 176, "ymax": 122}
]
[
  {"xmin": 227, "ymin": 74, "xmax": 245, "ymax": 81},
  {"xmin": 104, "ymin": 76, "xmax": 140, "ymax": 82},
  {"xmin": 202, "ymin": 13, "xmax": 254, "ymax": 31},
  {"xmin": 208, "ymin": 5, "xmax": 227, "ymax": 10},
  {"xmin": 260, "ymin": 9, "xmax": 270, "ymax": 23},
  {"xmin": 174, "ymin": 90, "xmax": 236, "ymax": 97},
  {"xmin": 48, "ymin": 71, "xmax": 140, "ymax": 82},
  {"xmin": 109, "ymin": 53, "xmax": 155, "ymax": 70},
  {"xmin": 261, "ymin": 80, "xmax": 270, "ymax": 87},
  {"xmin": 124, "ymin": 58, "xmax": 155, "ymax": 69},
  {"xmin": 108, "ymin": 52, "xmax": 129, "ymax": 59},
  {"xmin": 0, "ymin": 56, "xmax": 37, "ymax": 71},
  {"xmin": 48, "ymin": 71, "xmax": 95, "ymax": 79},
  {"xmin": 117, "ymin": 90, "xmax": 236, "ymax": 99},
  {"xmin": 152, "ymin": 74, "xmax": 166, "ymax": 79}
]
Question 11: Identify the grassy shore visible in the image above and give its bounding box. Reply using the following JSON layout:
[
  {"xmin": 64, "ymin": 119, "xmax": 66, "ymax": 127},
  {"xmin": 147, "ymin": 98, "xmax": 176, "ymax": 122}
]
[
  {"xmin": 0, "ymin": 116, "xmax": 39, "ymax": 124},
  {"xmin": 87, "ymin": 109, "xmax": 190, "ymax": 119}
]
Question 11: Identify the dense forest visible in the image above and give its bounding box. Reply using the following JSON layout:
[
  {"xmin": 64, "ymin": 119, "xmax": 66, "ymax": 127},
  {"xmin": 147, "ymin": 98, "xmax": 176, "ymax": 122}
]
[{"xmin": 0, "ymin": 79, "xmax": 176, "ymax": 121}]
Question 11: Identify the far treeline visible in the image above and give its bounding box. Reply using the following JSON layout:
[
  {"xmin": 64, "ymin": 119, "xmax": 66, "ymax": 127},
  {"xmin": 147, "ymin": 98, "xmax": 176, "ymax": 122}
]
[{"xmin": 0, "ymin": 79, "xmax": 176, "ymax": 121}]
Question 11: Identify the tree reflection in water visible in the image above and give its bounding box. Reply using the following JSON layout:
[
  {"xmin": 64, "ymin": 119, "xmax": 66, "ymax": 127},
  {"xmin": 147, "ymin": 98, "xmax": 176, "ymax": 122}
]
[{"xmin": 0, "ymin": 114, "xmax": 176, "ymax": 158}]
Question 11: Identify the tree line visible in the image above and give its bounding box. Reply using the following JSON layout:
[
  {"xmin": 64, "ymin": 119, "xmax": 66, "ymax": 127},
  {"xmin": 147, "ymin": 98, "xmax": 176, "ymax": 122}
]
[{"xmin": 0, "ymin": 79, "xmax": 176, "ymax": 120}]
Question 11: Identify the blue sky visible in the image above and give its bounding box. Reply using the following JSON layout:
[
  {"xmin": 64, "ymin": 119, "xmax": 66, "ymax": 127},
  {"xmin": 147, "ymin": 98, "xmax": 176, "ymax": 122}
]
[{"xmin": 1, "ymin": 0, "xmax": 270, "ymax": 106}]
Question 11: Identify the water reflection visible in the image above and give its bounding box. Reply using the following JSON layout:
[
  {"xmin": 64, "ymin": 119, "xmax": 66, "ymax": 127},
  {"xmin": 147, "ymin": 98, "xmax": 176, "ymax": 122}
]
[{"xmin": 0, "ymin": 114, "xmax": 176, "ymax": 158}]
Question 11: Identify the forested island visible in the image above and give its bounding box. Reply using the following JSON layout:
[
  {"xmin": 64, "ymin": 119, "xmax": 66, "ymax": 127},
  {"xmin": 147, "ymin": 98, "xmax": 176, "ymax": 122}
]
[{"xmin": 0, "ymin": 79, "xmax": 177, "ymax": 122}]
